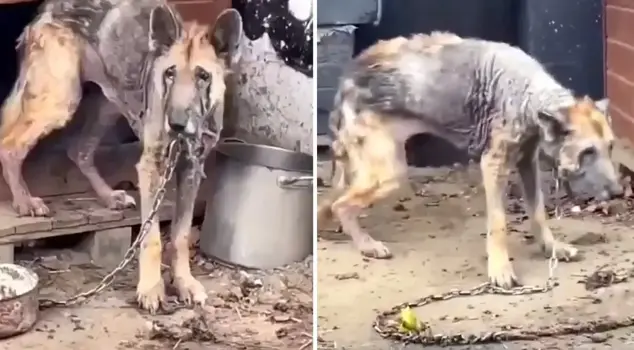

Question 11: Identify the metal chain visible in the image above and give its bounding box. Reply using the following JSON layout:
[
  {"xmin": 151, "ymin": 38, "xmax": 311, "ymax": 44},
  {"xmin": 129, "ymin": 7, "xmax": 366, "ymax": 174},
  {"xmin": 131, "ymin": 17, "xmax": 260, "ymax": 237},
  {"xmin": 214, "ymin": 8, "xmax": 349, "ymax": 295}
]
[
  {"xmin": 373, "ymin": 248, "xmax": 634, "ymax": 346},
  {"xmin": 38, "ymin": 138, "xmax": 182, "ymax": 309},
  {"xmin": 371, "ymin": 174, "xmax": 610, "ymax": 346},
  {"xmin": 554, "ymin": 170, "xmax": 564, "ymax": 220}
]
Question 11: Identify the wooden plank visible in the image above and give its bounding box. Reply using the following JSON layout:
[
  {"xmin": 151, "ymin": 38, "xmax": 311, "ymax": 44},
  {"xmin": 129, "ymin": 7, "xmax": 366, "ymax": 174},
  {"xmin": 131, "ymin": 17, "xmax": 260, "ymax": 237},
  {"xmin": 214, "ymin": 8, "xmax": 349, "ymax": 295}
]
[{"xmin": 0, "ymin": 190, "xmax": 206, "ymax": 245}]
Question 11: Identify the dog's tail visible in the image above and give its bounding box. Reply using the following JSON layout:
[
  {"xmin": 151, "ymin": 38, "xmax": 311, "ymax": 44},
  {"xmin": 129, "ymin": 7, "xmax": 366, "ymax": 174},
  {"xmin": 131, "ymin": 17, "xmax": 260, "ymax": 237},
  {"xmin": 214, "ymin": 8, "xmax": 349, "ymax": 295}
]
[{"xmin": 0, "ymin": 20, "xmax": 81, "ymax": 149}]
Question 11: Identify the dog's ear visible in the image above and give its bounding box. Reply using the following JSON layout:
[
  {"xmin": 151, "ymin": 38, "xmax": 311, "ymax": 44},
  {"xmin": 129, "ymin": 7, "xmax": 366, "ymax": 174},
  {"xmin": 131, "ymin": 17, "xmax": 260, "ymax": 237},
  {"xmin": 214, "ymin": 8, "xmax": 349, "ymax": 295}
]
[
  {"xmin": 211, "ymin": 9, "xmax": 243, "ymax": 66},
  {"xmin": 537, "ymin": 110, "xmax": 570, "ymax": 141},
  {"xmin": 149, "ymin": 5, "xmax": 180, "ymax": 54},
  {"xmin": 595, "ymin": 98, "xmax": 609, "ymax": 114},
  {"xmin": 595, "ymin": 98, "xmax": 612, "ymax": 126}
]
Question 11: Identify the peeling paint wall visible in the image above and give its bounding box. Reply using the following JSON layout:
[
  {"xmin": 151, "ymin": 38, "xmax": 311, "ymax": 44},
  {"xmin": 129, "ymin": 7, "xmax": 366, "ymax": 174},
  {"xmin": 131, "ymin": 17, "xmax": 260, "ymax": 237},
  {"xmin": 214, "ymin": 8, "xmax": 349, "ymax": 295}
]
[
  {"xmin": 228, "ymin": 36, "xmax": 313, "ymax": 155},
  {"xmin": 228, "ymin": 0, "xmax": 314, "ymax": 155}
]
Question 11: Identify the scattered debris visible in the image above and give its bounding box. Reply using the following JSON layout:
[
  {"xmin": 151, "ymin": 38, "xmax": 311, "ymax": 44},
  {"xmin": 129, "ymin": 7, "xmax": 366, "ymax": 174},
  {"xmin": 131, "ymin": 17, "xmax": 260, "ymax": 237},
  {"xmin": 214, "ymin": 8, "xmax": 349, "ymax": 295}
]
[
  {"xmin": 147, "ymin": 314, "xmax": 215, "ymax": 343},
  {"xmin": 587, "ymin": 333, "xmax": 610, "ymax": 343},
  {"xmin": 334, "ymin": 272, "xmax": 359, "ymax": 281},
  {"xmin": 570, "ymin": 232, "xmax": 608, "ymax": 246},
  {"xmin": 582, "ymin": 265, "xmax": 630, "ymax": 291}
]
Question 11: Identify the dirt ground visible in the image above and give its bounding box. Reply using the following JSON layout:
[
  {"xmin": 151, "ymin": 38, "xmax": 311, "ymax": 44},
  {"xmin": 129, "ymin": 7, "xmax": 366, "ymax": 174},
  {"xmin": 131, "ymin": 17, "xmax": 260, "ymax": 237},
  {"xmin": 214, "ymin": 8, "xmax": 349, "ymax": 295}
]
[
  {"xmin": 0, "ymin": 228, "xmax": 313, "ymax": 350},
  {"xmin": 317, "ymin": 157, "xmax": 634, "ymax": 350}
]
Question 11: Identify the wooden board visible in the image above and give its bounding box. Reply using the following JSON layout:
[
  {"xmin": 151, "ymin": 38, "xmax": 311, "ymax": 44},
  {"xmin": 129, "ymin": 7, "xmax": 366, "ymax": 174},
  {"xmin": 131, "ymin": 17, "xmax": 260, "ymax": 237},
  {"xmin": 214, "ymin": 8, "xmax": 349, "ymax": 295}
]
[{"xmin": 0, "ymin": 189, "xmax": 206, "ymax": 245}]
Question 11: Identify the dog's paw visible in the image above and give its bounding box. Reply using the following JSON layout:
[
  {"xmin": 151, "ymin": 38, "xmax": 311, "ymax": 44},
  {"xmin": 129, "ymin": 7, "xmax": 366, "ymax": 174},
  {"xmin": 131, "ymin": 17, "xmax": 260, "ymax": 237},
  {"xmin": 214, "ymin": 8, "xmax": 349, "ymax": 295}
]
[
  {"xmin": 173, "ymin": 274, "xmax": 208, "ymax": 305},
  {"xmin": 136, "ymin": 276, "xmax": 166, "ymax": 314},
  {"xmin": 103, "ymin": 190, "xmax": 136, "ymax": 210},
  {"xmin": 356, "ymin": 238, "xmax": 392, "ymax": 259},
  {"xmin": 13, "ymin": 196, "xmax": 50, "ymax": 217},
  {"xmin": 542, "ymin": 241, "xmax": 580, "ymax": 262},
  {"xmin": 487, "ymin": 253, "xmax": 518, "ymax": 289}
]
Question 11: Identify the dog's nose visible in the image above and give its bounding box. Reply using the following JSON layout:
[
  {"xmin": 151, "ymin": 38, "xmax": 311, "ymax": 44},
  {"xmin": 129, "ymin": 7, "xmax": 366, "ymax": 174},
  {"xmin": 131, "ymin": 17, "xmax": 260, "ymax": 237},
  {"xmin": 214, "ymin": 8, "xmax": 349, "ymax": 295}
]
[
  {"xmin": 169, "ymin": 121, "xmax": 185, "ymax": 132},
  {"xmin": 168, "ymin": 113, "xmax": 188, "ymax": 132}
]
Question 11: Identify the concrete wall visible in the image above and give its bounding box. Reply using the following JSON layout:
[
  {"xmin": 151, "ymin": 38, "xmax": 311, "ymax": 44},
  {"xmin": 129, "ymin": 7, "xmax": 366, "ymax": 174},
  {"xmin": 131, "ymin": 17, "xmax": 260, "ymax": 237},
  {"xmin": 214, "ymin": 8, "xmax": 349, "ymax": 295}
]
[
  {"xmin": 227, "ymin": 0, "xmax": 314, "ymax": 155},
  {"xmin": 228, "ymin": 36, "xmax": 314, "ymax": 155}
]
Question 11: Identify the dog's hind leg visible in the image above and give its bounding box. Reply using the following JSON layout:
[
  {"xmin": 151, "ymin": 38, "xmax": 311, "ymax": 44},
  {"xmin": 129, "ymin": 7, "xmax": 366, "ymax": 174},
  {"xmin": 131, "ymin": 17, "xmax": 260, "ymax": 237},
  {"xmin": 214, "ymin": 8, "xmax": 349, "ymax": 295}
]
[
  {"xmin": 169, "ymin": 152, "xmax": 209, "ymax": 306},
  {"xmin": 66, "ymin": 93, "xmax": 136, "ymax": 210},
  {"xmin": 517, "ymin": 145, "xmax": 579, "ymax": 261},
  {"xmin": 330, "ymin": 112, "xmax": 407, "ymax": 259},
  {"xmin": 481, "ymin": 133, "xmax": 517, "ymax": 288},
  {"xmin": 0, "ymin": 23, "xmax": 82, "ymax": 216}
]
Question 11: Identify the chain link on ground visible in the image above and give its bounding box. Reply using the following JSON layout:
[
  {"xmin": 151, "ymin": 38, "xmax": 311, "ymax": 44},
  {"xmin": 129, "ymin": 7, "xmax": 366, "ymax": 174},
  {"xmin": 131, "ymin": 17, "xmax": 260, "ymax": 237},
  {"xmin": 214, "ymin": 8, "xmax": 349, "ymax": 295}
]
[
  {"xmin": 373, "ymin": 277, "xmax": 634, "ymax": 346},
  {"xmin": 373, "ymin": 178, "xmax": 634, "ymax": 346},
  {"xmin": 38, "ymin": 138, "xmax": 182, "ymax": 309}
]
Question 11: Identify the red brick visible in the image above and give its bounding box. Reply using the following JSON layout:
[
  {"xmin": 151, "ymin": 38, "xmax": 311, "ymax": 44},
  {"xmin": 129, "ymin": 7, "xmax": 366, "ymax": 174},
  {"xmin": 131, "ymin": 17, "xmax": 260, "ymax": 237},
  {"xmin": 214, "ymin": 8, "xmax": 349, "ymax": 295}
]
[
  {"xmin": 607, "ymin": 72, "xmax": 634, "ymax": 118},
  {"xmin": 170, "ymin": 0, "xmax": 231, "ymax": 24},
  {"xmin": 606, "ymin": 6, "xmax": 634, "ymax": 48},
  {"xmin": 606, "ymin": 0, "xmax": 634, "ymax": 10},
  {"xmin": 610, "ymin": 105, "xmax": 634, "ymax": 142},
  {"xmin": 606, "ymin": 40, "xmax": 634, "ymax": 84}
]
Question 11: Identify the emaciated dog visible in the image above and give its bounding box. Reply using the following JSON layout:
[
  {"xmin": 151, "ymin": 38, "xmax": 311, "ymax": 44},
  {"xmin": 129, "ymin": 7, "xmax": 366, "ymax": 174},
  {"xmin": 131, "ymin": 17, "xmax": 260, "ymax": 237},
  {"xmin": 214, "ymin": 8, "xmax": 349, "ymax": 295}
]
[
  {"xmin": 318, "ymin": 32, "xmax": 621, "ymax": 289},
  {"xmin": 0, "ymin": 0, "xmax": 243, "ymax": 313}
]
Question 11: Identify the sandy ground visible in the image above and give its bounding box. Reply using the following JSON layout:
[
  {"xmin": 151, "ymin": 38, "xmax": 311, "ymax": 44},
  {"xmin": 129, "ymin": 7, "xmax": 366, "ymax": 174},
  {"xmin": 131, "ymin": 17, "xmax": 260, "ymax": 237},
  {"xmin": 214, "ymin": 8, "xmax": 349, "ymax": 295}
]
[
  {"xmin": 317, "ymin": 157, "xmax": 634, "ymax": 350},
  {"xmin": 0, "ymin": 228, "xmax": 313, "ymax": 350}
]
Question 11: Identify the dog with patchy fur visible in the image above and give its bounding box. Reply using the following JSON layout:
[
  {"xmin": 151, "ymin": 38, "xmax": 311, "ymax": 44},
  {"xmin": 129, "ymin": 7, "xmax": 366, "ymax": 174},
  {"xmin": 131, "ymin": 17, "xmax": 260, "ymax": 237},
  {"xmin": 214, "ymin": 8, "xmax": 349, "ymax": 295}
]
[
  {"xmin": 0, "ymin": 0, "xmax": 243, "ymax": 313},
  {"xmin": 318, "ymin": 32, "xmax": 621, "ymax": 289}
]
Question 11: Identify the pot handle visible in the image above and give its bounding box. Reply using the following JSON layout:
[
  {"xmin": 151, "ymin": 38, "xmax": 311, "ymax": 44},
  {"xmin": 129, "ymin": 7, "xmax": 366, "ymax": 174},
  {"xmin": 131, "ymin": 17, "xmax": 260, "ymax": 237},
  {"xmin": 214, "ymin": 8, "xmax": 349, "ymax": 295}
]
[
  {"xmin": 220, "ymin": 137, "xmax": 246, "ymax": 144},
  {"xmin": 277, "ymin": 175, "xmax": 313, "ymax": 189}
]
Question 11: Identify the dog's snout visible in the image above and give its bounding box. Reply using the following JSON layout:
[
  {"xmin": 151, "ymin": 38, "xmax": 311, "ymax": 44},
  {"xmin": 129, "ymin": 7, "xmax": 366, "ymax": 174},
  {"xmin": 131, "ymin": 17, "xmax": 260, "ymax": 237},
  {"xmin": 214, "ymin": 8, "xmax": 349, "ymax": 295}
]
[
  {"xmin": 168, "ymin": 112, "xmax": 188, "ymax": 131},
  {"xmin": 168, "ymin": 109, "xmax": 196, "ymax": 135}
]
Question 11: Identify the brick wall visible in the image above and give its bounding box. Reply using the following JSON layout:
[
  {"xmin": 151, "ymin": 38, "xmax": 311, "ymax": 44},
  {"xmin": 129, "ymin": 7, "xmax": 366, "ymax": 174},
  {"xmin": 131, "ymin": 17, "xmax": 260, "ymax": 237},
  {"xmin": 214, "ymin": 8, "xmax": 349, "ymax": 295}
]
[
  {"xmin": 169, "ymin": 0, "xmax": 230, "ymax": 23},
  {"xmin": 605, "ymin": 0, "xmax": 634, "ymax": 143}
]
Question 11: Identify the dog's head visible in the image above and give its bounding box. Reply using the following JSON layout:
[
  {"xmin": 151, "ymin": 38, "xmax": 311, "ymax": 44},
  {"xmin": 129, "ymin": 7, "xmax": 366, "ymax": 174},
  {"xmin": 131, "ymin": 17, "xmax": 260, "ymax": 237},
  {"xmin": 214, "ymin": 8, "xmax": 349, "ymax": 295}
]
[
  {"xmin": 537, "ymin": 97, "xmax": 621, "ymax": 200},
  {"xmin": 147, "ymin": 6, "xmax": 243, "ymax": 142}
]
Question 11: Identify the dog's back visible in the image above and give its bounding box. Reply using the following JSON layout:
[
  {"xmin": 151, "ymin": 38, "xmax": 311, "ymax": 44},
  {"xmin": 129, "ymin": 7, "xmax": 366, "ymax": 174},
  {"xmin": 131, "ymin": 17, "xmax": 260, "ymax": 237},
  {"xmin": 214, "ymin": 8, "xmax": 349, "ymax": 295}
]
[
  {"xmin": 33, "ymin": 0, "xmax": 180, "ymax": 92},
  {"xmin": 337, "ymin": 32, "xmax": 571, "ymax": 157}
]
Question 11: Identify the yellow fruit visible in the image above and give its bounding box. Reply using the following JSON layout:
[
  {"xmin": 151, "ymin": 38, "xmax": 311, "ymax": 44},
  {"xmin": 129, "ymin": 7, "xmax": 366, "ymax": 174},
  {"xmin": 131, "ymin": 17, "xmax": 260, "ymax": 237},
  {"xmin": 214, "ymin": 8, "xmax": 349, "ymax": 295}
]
[{"xmin": 399, "ymin": 306, "xmax": 421, "ymax": 332}]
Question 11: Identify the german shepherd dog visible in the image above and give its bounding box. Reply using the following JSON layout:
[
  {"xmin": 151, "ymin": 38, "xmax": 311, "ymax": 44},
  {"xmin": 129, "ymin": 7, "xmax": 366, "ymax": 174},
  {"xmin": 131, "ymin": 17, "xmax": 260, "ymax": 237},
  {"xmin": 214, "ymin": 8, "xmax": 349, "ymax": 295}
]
[
  {"xmin": 318, "ymin": 32, "xmax": 621, "ymax": 289},
  {"xmin": 0, "ymin": 0, "xmax": 243, "ymax": 313}
]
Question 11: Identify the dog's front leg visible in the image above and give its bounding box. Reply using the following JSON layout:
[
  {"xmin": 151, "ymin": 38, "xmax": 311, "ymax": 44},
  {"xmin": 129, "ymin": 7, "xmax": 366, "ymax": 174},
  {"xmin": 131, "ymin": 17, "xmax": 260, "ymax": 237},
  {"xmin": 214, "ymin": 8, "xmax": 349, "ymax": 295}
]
[
  {"xmin": 481, "ymin": 138, "xmax": 516, "ymax": 288},
  {"xmin": 170, "ymin": 153, "xmax": 207, "ymax": 306},
  {"xmin": 136, "ymin": 144, "xmax": 167, "ymax": 314},
  {"xmin": 517, "ymin": 151, "xmax": 578, "ymax": 261}
]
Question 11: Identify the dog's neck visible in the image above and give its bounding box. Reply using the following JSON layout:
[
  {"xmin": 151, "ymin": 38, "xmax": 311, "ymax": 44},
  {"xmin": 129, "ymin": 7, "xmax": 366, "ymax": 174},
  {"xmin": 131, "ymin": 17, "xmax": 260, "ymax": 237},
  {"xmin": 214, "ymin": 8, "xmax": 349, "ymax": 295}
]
[{"xmin": 525, "ymin": 75, "xmax": 576, "ymax": 116}]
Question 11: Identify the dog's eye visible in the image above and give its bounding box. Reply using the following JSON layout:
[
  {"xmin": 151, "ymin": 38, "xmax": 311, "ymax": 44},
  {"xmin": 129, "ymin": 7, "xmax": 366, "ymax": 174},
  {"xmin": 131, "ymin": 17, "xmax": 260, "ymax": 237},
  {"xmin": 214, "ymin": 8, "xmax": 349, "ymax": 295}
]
[
  {"xmin": 578, "ymin": 146, "xmax": 598, "ymax": 165},
  {"xmin": 195, "ymin": 67, "xmax": 210, "ymax": 82},
  {"xmin": 164, "ymin": 66, "xmax": 176, "ymax": 81}
]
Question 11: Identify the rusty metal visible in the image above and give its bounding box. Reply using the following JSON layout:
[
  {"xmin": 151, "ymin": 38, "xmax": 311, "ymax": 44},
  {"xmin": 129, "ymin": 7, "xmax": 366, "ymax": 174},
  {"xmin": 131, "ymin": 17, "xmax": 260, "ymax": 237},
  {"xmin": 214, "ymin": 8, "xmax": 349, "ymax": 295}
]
[
  {"xmin": 0, "ymin": 264, "xmax": 39, "ymax": 339},
  {"xmin": 373, "ymin": 276, "xmax": 634, "ymax": 345}
]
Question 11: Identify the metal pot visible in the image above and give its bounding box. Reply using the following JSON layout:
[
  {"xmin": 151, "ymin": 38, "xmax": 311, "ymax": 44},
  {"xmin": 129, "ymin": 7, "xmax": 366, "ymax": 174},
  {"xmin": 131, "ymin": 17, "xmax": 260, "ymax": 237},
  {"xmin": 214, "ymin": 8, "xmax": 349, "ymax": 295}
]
[
  {"xmin": 0, "ymin": 264, "xmax": 39, "ymax": 339},
  {"xmin": 200, "ymin": 140, "xmax": 313, "ymax": 269}
]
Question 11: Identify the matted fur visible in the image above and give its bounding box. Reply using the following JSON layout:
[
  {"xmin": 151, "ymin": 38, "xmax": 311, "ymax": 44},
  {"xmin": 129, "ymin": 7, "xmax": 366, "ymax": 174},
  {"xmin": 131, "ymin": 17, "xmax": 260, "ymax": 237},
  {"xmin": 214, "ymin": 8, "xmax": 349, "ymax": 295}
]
[
  {"xmin": 0, "ymin": 0, "xmax": 243, "ymax": 313},
  {"xmin": 319, "ymin": 31, "xmax": 619, "ymax": 288}
]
